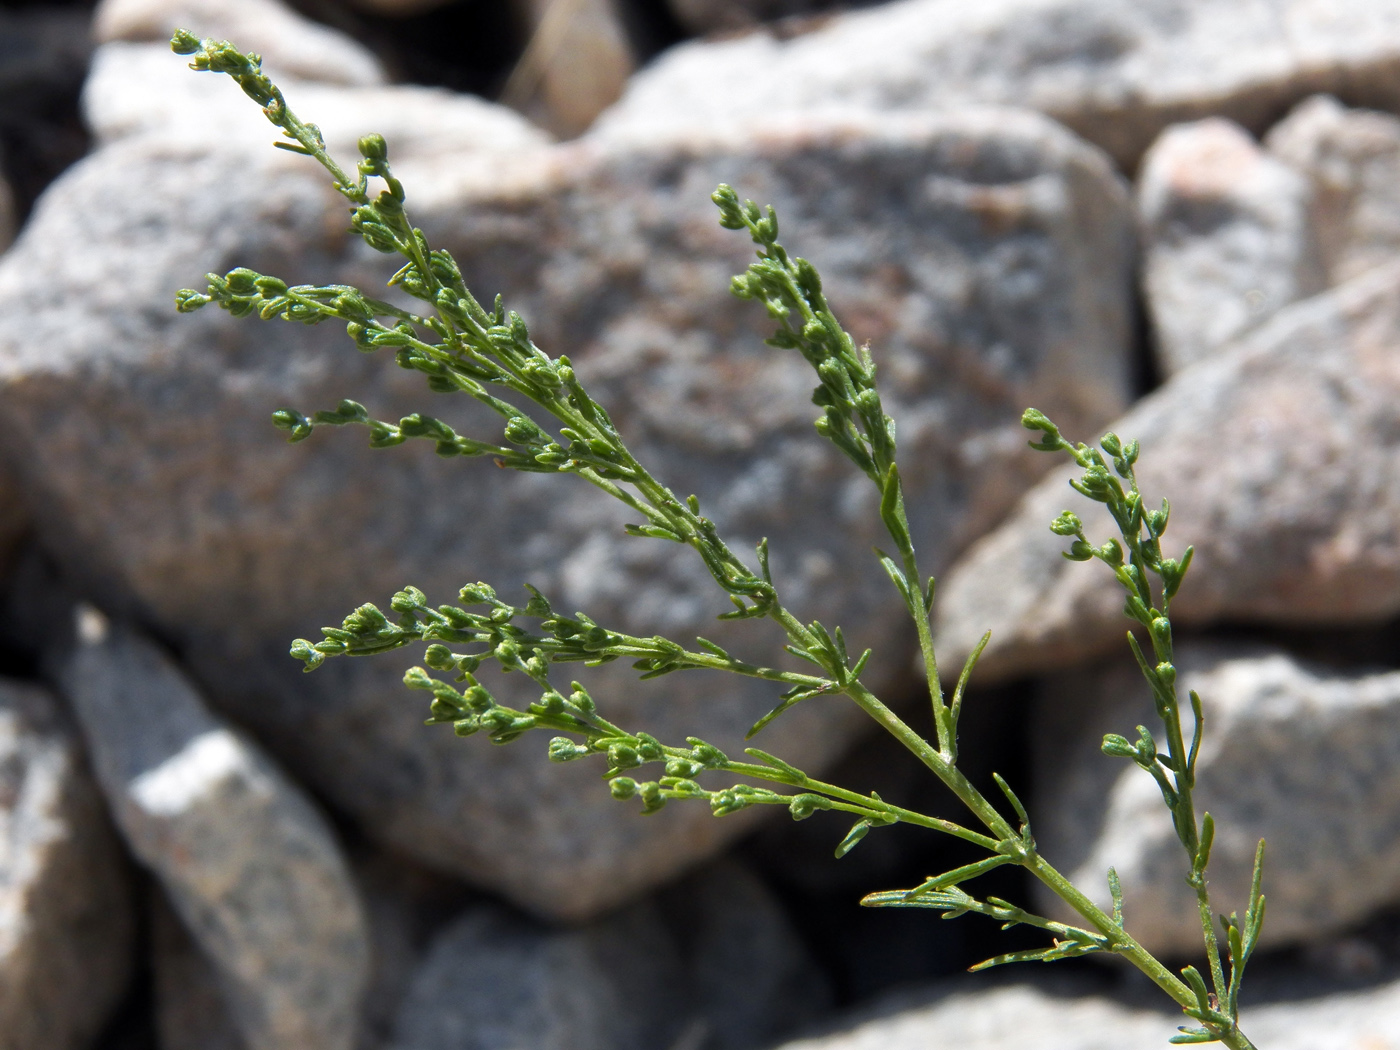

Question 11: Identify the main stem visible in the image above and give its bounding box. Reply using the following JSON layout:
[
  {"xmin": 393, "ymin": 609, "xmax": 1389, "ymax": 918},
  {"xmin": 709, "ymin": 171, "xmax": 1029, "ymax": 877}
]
[{"xmin": 834, "ymin": 672, "xmax": 1255, "ymax": 1049}]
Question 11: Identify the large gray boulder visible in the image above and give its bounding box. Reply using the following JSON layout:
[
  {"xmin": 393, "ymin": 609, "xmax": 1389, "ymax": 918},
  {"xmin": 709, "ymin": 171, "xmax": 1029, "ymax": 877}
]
[
  {"xmin": 1035, "ymin": 642, "xmax": 1400, "ymax": 956},
  {"xmin": 598, "ymin": 0, "xmax": 1400, "ymax": 170},
  {"xmin": 60, "ymin": 612, "xmax": 370, "ymax": 1050},
  {"xmin": 0, "ymin": 680, "xmax": 133, "ymax": 1050},
  {"xmin": 0, "ymin": 43, "xmax": 1133, "ymax": 919},
  {"xmin": 934, "ymin": 260, "xmax": 1400, "ymax": 683}
]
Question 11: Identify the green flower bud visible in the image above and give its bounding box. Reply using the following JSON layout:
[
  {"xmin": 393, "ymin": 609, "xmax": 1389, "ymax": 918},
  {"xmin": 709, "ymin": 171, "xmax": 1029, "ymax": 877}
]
[
  {"xmin": 358, "ymin": 133, "xmax": 388, "ymax": 161},
  {"xmin": 423, "ymin": 644, "xmax": 456, "ymax": 670},
  {"xmin": 607, "ymin": 742, "xmax": 640, "ymax": 770},
  {"xmin": 548, "ymin": 737, "xmax": 590, "ymax": 762}
]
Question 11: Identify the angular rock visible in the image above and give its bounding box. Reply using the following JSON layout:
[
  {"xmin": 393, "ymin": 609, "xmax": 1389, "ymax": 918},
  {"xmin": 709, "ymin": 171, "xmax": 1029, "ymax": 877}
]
[
  {"xmin": 83, "ymin": 41, "xmax": 553, "ymax": 168},
  {"xmin": 396, "ymin": 861, "xmax": 828, "ymax": 1050},
  {"xmin": 59, "ymin": 611, "xmax": 370, "ymax": 1050},
  {"xmin": 657, "ymin": 858, "xmax": 831, "ymax": 1048},
  {"xmin": 772, "ymin": 972, "xmax": 1400, "ymax": 1050},
  {"xmin": 1136, "ymin": 97, "xmax": 1400, "ymax": 378},
  {"xmin": 1267, "ymin": 94, "xmax": 1400, "ymax": 287},
  {"xmin": 392, "ymin": 902, "xmax": 688, "ymax": 1050},
  {"xmin": 1137, "ymin": 117, "xmax": 1324, "ymax": 375},
  {"xmin": 504, "ymin": 0, "xmax": 634, "ymax": 137},
  {"xmin": 351, "ymin": 846, "xmax": 480, "ymax": 1050},
  {"xmin": 0, "ymin": 64, "xmax": 1133, "ymax": 919},
  {"xmin": 0, "ymin": 680, "xmax": 134, "ymax": 1050},
  {"xmin": 152, "ymin": 888, "xmax": 246, "ymax": 1050},
  {"xmin": 599, "ymin": 0, "xmax": 1400, "ymax": 170},
  {"xmin": 934, "ymin": 261, "xmax": 1400, "ymax": 683},
  {"xmin": 93, "ymin": 0, "xmax": 386, "ymax": 87},
  {"xmin": 1035, "ymin": 642, "xmax": 1400, "ymax": 956}
]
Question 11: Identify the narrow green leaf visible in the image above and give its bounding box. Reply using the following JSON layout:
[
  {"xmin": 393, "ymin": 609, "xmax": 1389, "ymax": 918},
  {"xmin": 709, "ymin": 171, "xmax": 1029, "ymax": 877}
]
[{"xmin": 835, "ymin": 818, "xmax": 872, "ymax": 858}]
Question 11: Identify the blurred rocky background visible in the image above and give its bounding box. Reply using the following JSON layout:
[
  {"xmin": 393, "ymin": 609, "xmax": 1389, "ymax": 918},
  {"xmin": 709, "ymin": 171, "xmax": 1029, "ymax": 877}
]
[{"xmin": 3, "ymin": 0, "xmax": 1400, "ymax": 1048}]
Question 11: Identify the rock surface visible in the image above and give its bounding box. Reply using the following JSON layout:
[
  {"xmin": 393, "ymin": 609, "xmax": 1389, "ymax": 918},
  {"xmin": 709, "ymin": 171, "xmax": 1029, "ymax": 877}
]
[
  {"xmin": 0, "ymin": 679, "xmax": 134, "ymax": 1050},
  {"xmin": 84, "ymin": 41, "xmax": 553, "ymax": 171},
  {"xmin": 504, "ymin": 0, "xmax": 634, "ymax": 137},
  {"xmin": 657, "ymin": 858, "xmax": 832, "ymax": 1048},
  {"xmin": 93, "ymin": 0, "xmax": 386, "ymax": 87},
  {"xmin": 152, "ymin": 888, "xmax": 246, "ymax": 1050},
  {"xmin": 396, "ymin": 858, "xmax": 823, "ymax": 1050},
  {"xmin": 1267, "ymin": 95, "xmax": 1400, "ymax": 287},
  {"xmin": 1137, "ymin": 117, "xmax": 1323, "ymax": 375},
  {"xmin": 1136, "ymin": 96, "xmax": 1400, "ymax": 376},
  {"xmin": 772, "ymin": 973, "xmax": 1400, "ymax": 1050},
  {"xmin": 0, "ymin": 52, "xmax": 1133, "ymax": 922},
  {"xmin": 1035, "ymin": 642, "xmax": 1400, "ymax": 956},
  {"xmin": 392, "ymin": 902, "xmax": 688, "ymax": 1050},
  {"xmin": 59, "ymin": 612, "xmax": 370, "ymax": 1050},
  {"xmin": 934, "ymin": 260, "xmax": 1400, "ymax": 683},
  {"xmin": 599, "ymin": 0, "xmax": 1400, "ymax": 170}
]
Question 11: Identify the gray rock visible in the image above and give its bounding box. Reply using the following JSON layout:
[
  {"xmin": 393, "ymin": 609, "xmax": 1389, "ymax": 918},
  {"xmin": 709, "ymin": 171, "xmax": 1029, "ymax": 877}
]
[
  {"xmin": 59, "ymin": 611, "xmax": 370, "ymax": 1050},
  {"xmin": 0, "ymin": 679, "xmax": 134, "ymax": 1050},
  {"xmin": 152, "ymin": 888, "xmax": 247, "ymax": 1050},
  {"xmin": 1035, "ymin": 642, "xmax": 1400, "ymax": 956},
  {"xmin": 395, "ymin": 860, "xmax": 827, "ymax": 1050},
  {"xmin": 351, "ymin": 847, "xmax": 480, "ymax": 1050},
  {"xmin": 934, "ymin": 260, "xmax": 1400, "ymax": 683},
  {"xmin": 772, "ymin": 972, "xmax": 1400, "ymax": 1050},
  {"xmin": 0, "ymin": 67, "xmax": 1133, "ymax": 919},
  {"xmin": 1136, "ymin": 97, "xmax": 1400, "ymax": 378},
  {"xmin": 503, "ymin": 0, "xmax": 634, "ymax": 137},
  {"xmin": 658, "ymin": 858, "xmax": 831, "ymax": 1048},
  {"xmin": 598, "ymin": 0, "xmax": 1400, "ymax": 170},
  {"xmin": 1267, "ymin": 94, "xmax": 1400, "ymax": 287},
  {"xmin": 1137, "ymin": 117, "xmax": 1324, "ymax": 375},
  {"xmin": 392, "ymin": 902, "xmax": 688, "ymax": 1050},
  {"xmin": 83, "ymin": 41, "xmax": 553, "ymax": 164},
  {"xmin": 93, "ymin": 0, "xmax": 386, "ymax": 87}
]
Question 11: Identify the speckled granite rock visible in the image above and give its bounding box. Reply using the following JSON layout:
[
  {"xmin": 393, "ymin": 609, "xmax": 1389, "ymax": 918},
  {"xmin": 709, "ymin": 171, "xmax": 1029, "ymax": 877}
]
[
  {"xmin": 599, "ymin": 0, "xmax": 1400, "ymax": 170},
  {"xmin": 1035, "ymin": 642, "xmax": 1400, "ymax": 956},
  {"xmin": 60, "ymin": 614, "xmax": 369, "ymax": 1050},
  {"xmin": 1266, "ymin": 95, "xmax": 1400, "ymax": 287},
  {"xmin": 93, "ymin": 0, "xmax": 386, "ymax": 86},
  {"xmin": 772, "ymin": 973, "xmax": 1400, "ymax": 1050},
  {"xmin": 935, "ymin": 261, "xmax": 1400, "ymax": 682},
  {"xmin": 1137, "ymin": 117, "xmax": 1324, "ymax": 375},
  {"xmin": 0, "ymin": 679, "xmax": 133, "ymax": 1050}
]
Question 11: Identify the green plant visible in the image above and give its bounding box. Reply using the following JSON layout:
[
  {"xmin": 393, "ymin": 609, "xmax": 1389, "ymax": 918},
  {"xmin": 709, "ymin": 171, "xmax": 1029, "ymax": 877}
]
[{"xmin": 170, "ymin": 31, "xmax": 1265, "ymax": 1048}]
